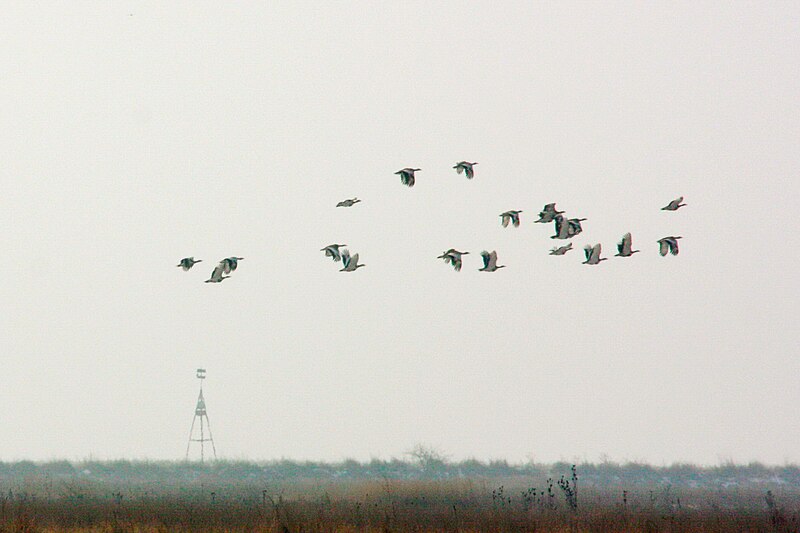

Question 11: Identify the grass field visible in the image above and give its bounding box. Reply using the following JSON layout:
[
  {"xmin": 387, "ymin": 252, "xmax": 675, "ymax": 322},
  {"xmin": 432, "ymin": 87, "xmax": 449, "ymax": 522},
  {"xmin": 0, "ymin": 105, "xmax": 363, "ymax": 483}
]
[{"xmin": 1, "ymin": 460, "xmax": 798, "ymax": 531}]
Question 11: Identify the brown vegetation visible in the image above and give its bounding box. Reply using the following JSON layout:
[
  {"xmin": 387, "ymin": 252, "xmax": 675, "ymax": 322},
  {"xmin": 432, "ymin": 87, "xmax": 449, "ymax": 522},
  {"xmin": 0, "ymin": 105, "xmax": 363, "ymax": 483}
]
[{"xmin": 0, "ymin": 461, "xmax": 798, "ymax": 531}]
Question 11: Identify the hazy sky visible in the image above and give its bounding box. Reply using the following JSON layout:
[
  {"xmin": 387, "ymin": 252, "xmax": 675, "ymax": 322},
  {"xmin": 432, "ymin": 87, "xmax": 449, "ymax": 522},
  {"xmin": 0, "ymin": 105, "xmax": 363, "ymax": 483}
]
[{"xmin": 2, "ymin": 1, "xmax": 799, "ymax": 465}]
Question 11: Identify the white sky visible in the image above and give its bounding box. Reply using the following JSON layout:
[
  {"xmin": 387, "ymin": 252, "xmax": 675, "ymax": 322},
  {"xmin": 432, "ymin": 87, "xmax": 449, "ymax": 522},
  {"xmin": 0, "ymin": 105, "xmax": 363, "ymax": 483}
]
[{"xmin": 1, "ymin": 1, "xmax": 799, "ymax": 465}]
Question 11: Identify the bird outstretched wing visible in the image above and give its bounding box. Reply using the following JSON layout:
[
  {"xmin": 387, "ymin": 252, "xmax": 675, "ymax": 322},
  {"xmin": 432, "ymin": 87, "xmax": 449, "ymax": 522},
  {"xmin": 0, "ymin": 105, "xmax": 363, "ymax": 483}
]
[{"xmin": 480, "ymin": 251, "xmax": 490, "ymax": 269}]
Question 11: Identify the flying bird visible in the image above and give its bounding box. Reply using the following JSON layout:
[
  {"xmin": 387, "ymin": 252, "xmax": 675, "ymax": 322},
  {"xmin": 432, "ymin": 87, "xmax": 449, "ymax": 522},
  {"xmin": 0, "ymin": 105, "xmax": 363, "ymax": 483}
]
[
  {"xmin": 204, "ymin": 264, "xmax": 230, "ymax": 283},
  {"xmin": 535, "ymin": 203, "xmax": 564, "ymax": 223},
  {"xmin": 437, "ymin": 249, "xmax": 469, "ymax": 271},
  {"xmin": 567, "ymin": 218, "xmax": 587, "ymax": 237},
  {"xmin": 339, "ymin": 249, "xmax": 365, "ymax": 271},
  {"xmin": 453, "ymin": 161, "xmax": 477, "ymax": 179},
  {"xmin": 582, "ymin": 243, "xmax": 607, "ymax": 265},
  {"xmin": 549, "ymin": 243, "xmax": 573, "ymax": 256},
  {"xmin": 479, "ymin": 250, "xmax": 505, "ymax": 272},
  {"xmin": 395, "ymin": 168, "xmax": 421, "ymax": 187},
  {"xmin": 661, "ymin": 196, "xmax": 686, "ymax": 211},
  {"xmin": 658, "ymin": 236, "xmax": 682, "ymax": 256},
  {"xmin": 321, "ymin": 244, "xmax": 347, "ymax": 262},
  {"xmin": 220, "ymin": 257, "xmax": 244, "ymax": 274},
  {"xmin": 336, "ymin": 198, "xmax": 361, "ymax": 207},
  {"xmin": 500, "ymin": 210, "xmax": 523, "ymax": 228},
  {"xmin": 615, "ymin": 233, "xmax": 639, "ymax": 257},
  {"xmin": 177, "ymin": 257, "xmax": 202, "ymax": 271}
]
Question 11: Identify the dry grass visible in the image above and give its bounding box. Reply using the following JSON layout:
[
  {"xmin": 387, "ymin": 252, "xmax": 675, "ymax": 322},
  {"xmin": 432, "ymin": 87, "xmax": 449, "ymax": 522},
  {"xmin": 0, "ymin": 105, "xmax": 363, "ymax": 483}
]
[
  {"xmin": 1, "ymin": 476, "xmax": 799, "ymax": 532},
  {"xmin": 1, "ymin": 462, "xmax": 799, "ymax": 531}
]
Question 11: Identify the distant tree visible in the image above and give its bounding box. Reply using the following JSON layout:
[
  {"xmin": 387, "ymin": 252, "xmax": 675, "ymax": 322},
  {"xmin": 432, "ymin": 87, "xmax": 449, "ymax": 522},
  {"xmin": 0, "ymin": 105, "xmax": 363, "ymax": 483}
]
[{"xmin": 408, "ymin": 445, "xmax": 448, "ymax": 477}]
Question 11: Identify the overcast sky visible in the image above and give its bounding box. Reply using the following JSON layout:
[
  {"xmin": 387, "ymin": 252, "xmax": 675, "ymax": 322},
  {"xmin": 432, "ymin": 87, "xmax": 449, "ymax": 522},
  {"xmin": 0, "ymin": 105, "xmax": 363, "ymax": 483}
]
[{"xmin": 1, "ymin": 1, "xmax": 799, "ymax": 465}]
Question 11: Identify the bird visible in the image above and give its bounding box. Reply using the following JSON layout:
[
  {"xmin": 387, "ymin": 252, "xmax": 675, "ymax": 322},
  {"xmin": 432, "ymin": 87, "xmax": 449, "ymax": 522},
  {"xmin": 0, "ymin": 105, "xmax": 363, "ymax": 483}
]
[
  {"xmin": 321, "ymin": 244, "xmax": 347, "ymax": 262},
  {"xmin": 453, "ymin": 161, "xmax": 477, "ymax": 179},
  {"xmin": 479, "ymin": 250, "xmax": 505, "ymax": 271},
  {"xmin": 658, "ymin": 236, "xmax": 682, "ymax": 256},
  {"xmin": 661, "ymin": 196, "xmax": 686, "ymax": 211},
  {"xmin": 220, "ymin": 257, "xmax": 244, "ymax": 274},
  {"xmin": 177, "ymin": 257, "xmax": 202, "ymax": 271},
  {"xmin": 567, "ymin": 218, "xmax": 587, "ymax": 237},
  {"xmin": 549, "ymin": 243, "xmax": 573, "ymax": 256},
  {"xmin": 551, "ymin": 214, "xmax": 571, "ymax": 239},
  {"xmin": 204, "ymin": 264, "xmax": 230, "ymax": 283},
  {"xmin": 437, "ymin": 249, "xmax": 469, "ymax": 271},
  {"xmin": 582, "ymin": 244, "xmax": 606, "ymax": 265},
  {"xmin": 615, "ymin": 233, "xmax": 639, "ymax": 257},
  {"xmin": 500, "ymin": 210, "xmax": 523, "ymax": 228},
  {"xmin": 395, "ymin": 168, "xmax": 421, "ymax": 187},
  {"xmin": 535, "ymin": 203, "xmax": 564, "ymax": 223},
  {"xmin": 339, "ymin": 249, "xmax": 365, "ymax": 271},
  {"xmin": 336, "ymin": 198, "xmax": 361, "ymax": 207}
]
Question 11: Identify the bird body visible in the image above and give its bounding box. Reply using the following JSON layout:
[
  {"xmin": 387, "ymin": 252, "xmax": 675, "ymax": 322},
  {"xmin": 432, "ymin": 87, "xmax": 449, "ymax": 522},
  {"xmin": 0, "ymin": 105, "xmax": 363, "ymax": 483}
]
[
  {"xmin": 340, "ymin": 249, "xmax": 365, "ymax": 271},
  {"xmin": 395, "ymin": 168, "xmax": 421, "ymax": 187},
  {"xmin": 437, "ymin": 249, "xmax": 469, "ymax": 271},
  {"xmin": 662, "ymin": 196, "xmax": 686, "ymax": 211},
  {"xmin": 582, "ymin": 243, "xmax": 606, "ymax": 265},
  {"xmin": 500, "ymin": 210, "xmax": 523, "ymax": 228},
  {"xmin": 615, "ymin": 233, "xmax": 639, "ymax": 257},
  {"xmin": 177, "ymin": 257, "xmax": 202, "ymax": 271},
  {"xmin": 336, "ymin": 198, "xmax": 361, "ymax": 207},
  {"xmin": 658, "ymin": 236, "xmax": 682, "ymax": 256},
  {"xmin": 453, "ymin": 161, "xmax": 477, "ymax": 179},
  {"xmin": 549, "ymin": 243, "xmax": 573, "ymax": 255},
  {"xmin": 479, "ymin": 250, "xmax": 505, "ymax": 271}
]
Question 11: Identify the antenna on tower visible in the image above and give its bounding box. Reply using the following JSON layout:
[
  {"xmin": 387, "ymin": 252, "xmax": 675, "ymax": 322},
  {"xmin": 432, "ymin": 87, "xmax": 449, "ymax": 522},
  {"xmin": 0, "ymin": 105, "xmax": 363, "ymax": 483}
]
[{"xmin": 185, "ymin": 368, "xmax": 217, "ymax": 462}]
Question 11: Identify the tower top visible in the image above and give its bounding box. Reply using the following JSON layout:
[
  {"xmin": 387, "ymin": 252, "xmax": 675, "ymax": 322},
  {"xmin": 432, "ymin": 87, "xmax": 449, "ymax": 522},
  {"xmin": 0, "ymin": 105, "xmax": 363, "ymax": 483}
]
[{"xmin": 196, "ymin": 368, "xmax": 206, "ymax": 379}]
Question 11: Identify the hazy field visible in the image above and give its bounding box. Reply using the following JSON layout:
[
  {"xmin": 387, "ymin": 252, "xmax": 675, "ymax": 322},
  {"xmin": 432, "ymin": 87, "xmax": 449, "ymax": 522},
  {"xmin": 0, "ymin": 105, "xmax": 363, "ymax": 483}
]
[{"xmin": 1, "ymin": 459, "xmax": 798, "ymax": 531}]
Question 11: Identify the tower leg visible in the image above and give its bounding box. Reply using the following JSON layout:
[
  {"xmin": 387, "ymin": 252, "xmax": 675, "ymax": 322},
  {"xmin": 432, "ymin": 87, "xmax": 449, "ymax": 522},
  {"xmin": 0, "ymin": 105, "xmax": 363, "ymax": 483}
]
[{"xmin": 185, "ymin": 415, "xmax": 197, "ymax": 460}]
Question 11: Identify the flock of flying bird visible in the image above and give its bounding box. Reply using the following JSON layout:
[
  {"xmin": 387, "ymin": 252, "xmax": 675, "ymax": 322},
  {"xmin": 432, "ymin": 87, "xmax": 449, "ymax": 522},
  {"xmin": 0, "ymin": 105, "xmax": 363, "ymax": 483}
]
[
  {"xmin": 176, "ymin": 256, "xmax": 244, "ymax": 283},
  {"xmin": 177, "ymin": 162, "xmax": 686, "ymax": 279}
]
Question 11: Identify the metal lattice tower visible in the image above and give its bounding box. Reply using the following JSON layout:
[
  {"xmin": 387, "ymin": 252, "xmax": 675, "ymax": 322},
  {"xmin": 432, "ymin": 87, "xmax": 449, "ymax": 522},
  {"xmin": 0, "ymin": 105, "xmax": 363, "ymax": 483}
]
[{"xmin": 185, "ymin": 368, "xmax": 217, "ymax": 462}]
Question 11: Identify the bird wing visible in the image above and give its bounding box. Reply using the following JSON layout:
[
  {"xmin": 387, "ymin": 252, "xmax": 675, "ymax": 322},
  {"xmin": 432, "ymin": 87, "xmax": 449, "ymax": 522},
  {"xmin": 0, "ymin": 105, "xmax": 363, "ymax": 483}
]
[
  {"xmin": 669, "ymin": 238, "xmax": 680, "ymax": 255},
  {"xmin": 488, "ymin": 251, "xmax": 498, "ymax": 269},
  {"xmin": 501, "ymin": 214, "xmax": 509, "ymax": 227},
  {"xmin": 592, "ymin": 244, "xmax": 602, "ymax": 262},
  {"xmin": 658, "ymin": 240, "xmax": 668, "ymax": 256},
  {"xmin": 512, "ymin": 214, "xmax": 520, "ymax": 227},
  {"xmin": 480, "ymin": 251, "xmax": 490, "ymax": 269},
  {"xmin": 621, "ymin": 233, "xmax": 632, "ymax": 254},
  {"xmin": 211, "ymin": 264, "xmax": 224, "ymax": 281},
  {"xmin": 341, "ymin": 249, "xmax": 351, "ymax": 267},
  {"xmin": 583, "ymin": 245, "xmax": 592, "ymax": 261},
  {"xmin": 465, "ymin": 165, "xmax": 474, "ymax": 179},
  {"xmin": 454, "ymin": 164, "xmax": 464, "ymax": 174}
]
